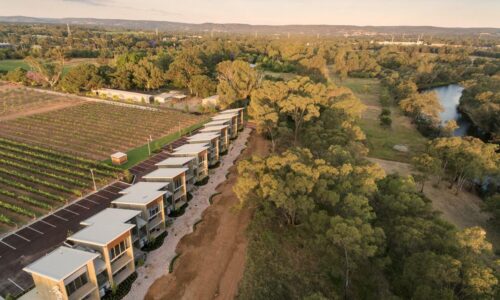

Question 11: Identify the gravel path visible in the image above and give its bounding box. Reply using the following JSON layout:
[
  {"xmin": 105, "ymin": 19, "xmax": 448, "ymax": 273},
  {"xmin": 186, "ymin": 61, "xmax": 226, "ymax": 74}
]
[{"xmin": 124, "ymin": 128, "xmax": 251, "ymax": 300}]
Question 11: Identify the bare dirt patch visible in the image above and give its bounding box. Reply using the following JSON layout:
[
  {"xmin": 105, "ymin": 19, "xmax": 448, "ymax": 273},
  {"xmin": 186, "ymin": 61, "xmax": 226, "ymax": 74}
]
[
  {"xmin": 370, "ymin": 157, "xmax": 500, "ymax": 251},
  {"xmin": 145, "ymin": 132, "xmax": 270, "ymax": 300}
]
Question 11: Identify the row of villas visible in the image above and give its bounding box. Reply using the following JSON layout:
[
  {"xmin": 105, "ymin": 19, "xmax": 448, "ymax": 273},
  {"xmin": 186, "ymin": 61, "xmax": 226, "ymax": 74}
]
[{"xmin": 19, "ymin": 108, "xmax": 245, "ymax": 300}]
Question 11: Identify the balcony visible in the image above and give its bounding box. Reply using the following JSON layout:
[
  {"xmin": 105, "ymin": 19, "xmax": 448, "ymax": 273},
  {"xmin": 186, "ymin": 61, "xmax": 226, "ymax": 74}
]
[
  {"xmin": 94, "ymin": 258, "xmax": 107, "ymax": 274},
  {"xmin": 148, "ymin": 215, "xmax": 163, "ymax": 231},
  {"xmin": 68, "ymin": 282, "xmax": 97, "ymax": 300},
  {"xmin": 173, "ymin": 188, "xmax": 185, "ymax": 201},
  {"xmin": 113, "ymin": 265, "xmax": 134, "ymax": 286},
  {"xmin": 111, "ymin": 253, "xmax": 133, "ymax": 274},
  {"xmin": 185, "ymin": 171, "xmax": 195, "ymax": 181}
]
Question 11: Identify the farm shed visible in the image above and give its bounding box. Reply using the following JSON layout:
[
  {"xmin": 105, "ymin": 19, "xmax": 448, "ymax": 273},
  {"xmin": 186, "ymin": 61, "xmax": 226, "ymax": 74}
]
[
  {"xmin": 94, "ymin": 88, "xmax": 154, "ymax": 103},
  {"xmin": 154, "ymin": 91, "xmax": 187, "ymax": 103},
  {"xmin": 111, "ymin": 152, "xmax": 128, "ymax": 165},
  {"xmin": 202, "ymin": 95, "xmax": 219, "ymax": 108}
]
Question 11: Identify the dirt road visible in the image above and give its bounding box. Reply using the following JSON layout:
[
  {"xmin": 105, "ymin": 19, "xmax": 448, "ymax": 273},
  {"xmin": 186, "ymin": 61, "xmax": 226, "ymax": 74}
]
[{"xmin": 145, "ymin": 132, "xmax": 270, "ymax": 300}]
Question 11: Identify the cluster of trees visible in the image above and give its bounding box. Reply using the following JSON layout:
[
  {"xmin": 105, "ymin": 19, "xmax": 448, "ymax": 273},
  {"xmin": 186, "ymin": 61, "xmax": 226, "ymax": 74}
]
[
  {"xmin": 411, "ymin": 137, "xmax": 499, "ymax": 194},
  {"xmin": 235, "ymin": 74, "xmax": 499, "ymax": 298},
  {"xmin": 459, "ymin": 72, "xmax": 500, "ymax": 143},
  {"xmin": 399, "ymin": 91, "xmax": 444, "ymax": 135}
]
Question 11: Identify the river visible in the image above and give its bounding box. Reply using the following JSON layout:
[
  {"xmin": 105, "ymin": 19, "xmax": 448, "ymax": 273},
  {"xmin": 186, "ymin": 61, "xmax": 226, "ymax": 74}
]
[{"xmin": 429, "ymin": 84, "xmax": 472, "ymax": 137}]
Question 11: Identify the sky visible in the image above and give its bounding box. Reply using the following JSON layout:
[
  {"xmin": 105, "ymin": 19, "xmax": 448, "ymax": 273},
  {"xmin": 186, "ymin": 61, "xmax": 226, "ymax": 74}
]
[{"xmin": 2, "ymin": 0, "xmax": 500, "ymax": 27}]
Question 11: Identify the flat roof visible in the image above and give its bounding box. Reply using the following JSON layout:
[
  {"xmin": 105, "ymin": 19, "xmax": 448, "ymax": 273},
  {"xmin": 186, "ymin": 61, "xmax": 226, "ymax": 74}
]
[
  {"xmin": 155, "ymin": 91, "xmax": 187, "ymax": 99},
  {"xmin": 68, "ymin": 223, "xmax": 135, "ymax": 246},
  {"xmin": 24, "ymin": 246, "xmax": 99, "ymax": 282},
  {"xmin": 187, "ymin": 133, "xmax": 220, "ymax": 142},
  {"xmin": 80, "ymin": 208, "xmax": 141, "ymax": 226},
  {"xmin": 203, "ymin": 95, "xmax": 219, "ymax": 100},
  {"xmin": 119, "ymin": 182, "xmax": 169, "ymax": 194},
  {"xmin": 112, "ymin": 189, "xmax": 167, "ymax": 206},
  {"xmin": 200, "ymin": 125, "xmax": 229, "ymax": 132},
  {"xmin": 220, "ymin": 108, "xmax": 244, "ymax": 114},
  {"xmin": 96, "ymin": 88, "xmax": 152, "ymax": 97},
  {"xmin": 173, "ymin": 143, "xmax": 209, "ymax": 154},
  {"xmin": 111, "ymin": 152, "xmax": 127, "ymax": 159},
  {"xmin": 212, "ymin": 114, "xmax": 238, "ymax": 121},
  {"xmin": 155, "ymin": 156, "xmax": 195, "ymax": 167},
  {"xmin": 204, "ymin": 120, "xmax": 230, "ymax": 127},
  {"xmin": 143, "ymin": 167, "xmax": 188, "ymax": 179}
]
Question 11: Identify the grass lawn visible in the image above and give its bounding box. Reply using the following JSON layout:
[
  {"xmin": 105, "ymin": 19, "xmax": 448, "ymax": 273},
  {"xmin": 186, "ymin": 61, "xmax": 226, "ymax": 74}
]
[
  {"xmin": 103, "ymin": 120, "xmax": 209, "ymax": 170},
  {"xmin": 0, "ymin": 58, "xmax": 99, "ymax": 74},
  {"xmin": 331, "ymin": 72, "xmax": 428, "ymax": 163},
  {"xmin": 0, "ymin": 60, "xmax": 30, "ymax": 72}
]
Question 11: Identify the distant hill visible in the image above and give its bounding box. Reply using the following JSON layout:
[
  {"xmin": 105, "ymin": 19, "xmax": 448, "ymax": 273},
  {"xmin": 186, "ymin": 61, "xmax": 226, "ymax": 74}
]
[{"xmin": 0, "ymin": 16, "xmax": 499, "ymax": 36}]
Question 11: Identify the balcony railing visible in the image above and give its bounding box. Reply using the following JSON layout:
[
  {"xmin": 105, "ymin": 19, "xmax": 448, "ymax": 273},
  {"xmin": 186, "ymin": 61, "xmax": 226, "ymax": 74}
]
[
  {"xmin": 68, "ymin": 282, "xmax": 97, "ymax": 300},
  {"xmin": 173, "ymin": 189, "xmax": 185, "ymax": 201},
  {"xmin": 113, "ymin": 265, "xmax": 134, "ymax": 286},
  {"xmin": 111, "ymin": 253, "xmax": 133, "ymax": 274},
  {"xmin": 148, "ymin": 215, "xmax": 163, "ymax": 231}
]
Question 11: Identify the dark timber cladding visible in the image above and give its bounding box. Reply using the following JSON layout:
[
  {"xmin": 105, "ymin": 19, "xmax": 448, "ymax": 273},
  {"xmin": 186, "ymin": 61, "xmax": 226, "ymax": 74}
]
[{"xmin": 0, "ymin": 181, "xmax": 130, "ymax": 299}]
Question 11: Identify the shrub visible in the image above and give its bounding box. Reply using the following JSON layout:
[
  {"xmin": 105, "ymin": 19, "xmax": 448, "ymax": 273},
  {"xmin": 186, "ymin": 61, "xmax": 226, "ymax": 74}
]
[
  {"xmin": 169, "ymin": 254, "xmax": 181, "ymax": 273},
  {"xmin": 102, "ymin": 272, "xmax": 138, "ymax": 300},
  {"xmin": 209, "ymin": 192, "xmax": 221, "ymax": 205},
  {"xmin": 142, "ymin": 231, "xmax": 167, "ymax": 252},
  {"xmin": 195, "ymin": 176, "xmax": 209, "ymax": 186},
  {"xmin": 168, "ymin": 203, "xmax": 188, "ymax": 218}
]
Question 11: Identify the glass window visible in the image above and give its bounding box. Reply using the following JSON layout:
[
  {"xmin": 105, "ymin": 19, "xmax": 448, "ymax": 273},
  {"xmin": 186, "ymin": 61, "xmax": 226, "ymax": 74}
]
[
  {"xmin": 109, "ymin": 239, "xmax": 129, "ymax": 261},
  {"xmin": 148, "ymin": 206, "xmax": 159, "ymax": 219},
  {"xmin": 65, "ymin": 273, "xmax": 88, "ymax": 296},
  {"xmin": 174, "ymin": 178, "xmax": 183, "ymax": 190}
]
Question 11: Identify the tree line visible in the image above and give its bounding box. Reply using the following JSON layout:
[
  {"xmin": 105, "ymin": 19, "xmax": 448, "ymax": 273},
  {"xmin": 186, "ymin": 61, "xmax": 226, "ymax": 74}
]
[{"xmin": 234, "ymin": 72, "xmax": 499, "ymax": 299}]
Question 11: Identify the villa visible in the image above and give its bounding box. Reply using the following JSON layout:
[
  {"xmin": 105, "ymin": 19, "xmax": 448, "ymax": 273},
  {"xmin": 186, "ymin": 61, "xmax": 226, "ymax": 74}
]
[
  {"xmin": 111, "ymin": 183, "xmax": 170, "ymax": 241},
  {"xmin": 142, "ymin": 168, "xmax": 188, "ymax": 211},
  {"xmin": 219, "ymin": 108, "xmax": 245, "ymax": 131},
  {"xmin": 187, "ymin": 133, "xmax": 220, "ymax": 166},
  {"xmin": 155, "ymin": 157, "xmax": 197, "ymax": 192},
  {"xmin": 22, "ymin": 247, "xmax": 101, "ymax": 300},
  {"xmin": 211, "ymin": 114, "xmax": 239, "ymax": 139},
  {"xmin": 171, "ymin": 144, "xmax": 209, "ymax": 182},
  {"xmin": 199, "ymin": 124, "xmax": 230, "ymax": 153}
]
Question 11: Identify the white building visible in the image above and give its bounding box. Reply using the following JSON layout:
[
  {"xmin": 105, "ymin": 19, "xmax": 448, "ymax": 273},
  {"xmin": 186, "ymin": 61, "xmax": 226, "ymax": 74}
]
[
  {"xmin": 94, "ymin": 89, "xmax": 153, "ymax": 103},
  {"xmin": 187, "ymin": 133, "xmax": 220, "ymax": 166},
  {"xmin": 199, "ymin": 125, "xmax": 230, "ymax": 153},
  {"xmin": 155, "ymin": 157, "xmax": 197, "ymax": 192},
  {"xmin": 171, "ymin": 144, "xmax": 209, "ymax": 182},
  {"xmin": 202, "ymin": 95, "xmax": 219, "ymax": 108},
  {"xmin": 142, "ymin": 168, "xmax": 188, "ymax": 211},
  {"xmin": 154, "ymin": 91, "xmax": 187, "ymax": 103}
]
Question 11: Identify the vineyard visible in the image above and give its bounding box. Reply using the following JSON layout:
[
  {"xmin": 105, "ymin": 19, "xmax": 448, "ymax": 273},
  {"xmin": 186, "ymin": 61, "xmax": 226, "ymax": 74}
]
[
  {"xmin": 0, "ymin": 86, "xmax": 80, "ymax": 119},
  {"xmin": 0, "ymin": 137, "xmax": 122, "ymax": 232},
  {"xmin": 0, "ymin": 102, "xmax": 204, "ymax": 160}
]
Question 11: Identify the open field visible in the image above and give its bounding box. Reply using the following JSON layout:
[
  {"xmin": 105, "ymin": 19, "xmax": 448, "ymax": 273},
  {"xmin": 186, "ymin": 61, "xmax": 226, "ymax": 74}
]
[
  {"xmin": 331, "ymin": 75, "xmax": 428, "ymax": 162},
  {"xmin": 0, "ymin": 85, "xmax": 83, "ymax": 120},
  {"xmin": 0, "ymin": 101, "xmax": 205, "ymax": 160},
  {"xmin": 0, "ymin": 137, "xmax": 121, "ymax": 233},
  {"xmin": 0, "ymin": 58, "xmax": 101, "ymax": 73}
]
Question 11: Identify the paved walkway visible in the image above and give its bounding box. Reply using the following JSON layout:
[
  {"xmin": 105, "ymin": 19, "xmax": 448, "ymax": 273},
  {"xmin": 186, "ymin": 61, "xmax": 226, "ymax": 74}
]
[{"xmin": 124, "ymin": 128, "xmax": 251, "ymax": 300}]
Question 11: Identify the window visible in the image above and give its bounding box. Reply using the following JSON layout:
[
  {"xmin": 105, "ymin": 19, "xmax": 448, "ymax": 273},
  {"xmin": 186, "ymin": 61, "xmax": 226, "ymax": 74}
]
[
  {"xmin": 109, "ymin": 239, "xmax": 129, "ymax": 261},
  {"xmin": 65, "ymin": 273, "xmax": 88, "ymax": 296},
  {"xmin": 148, "ymin": 205, "xmax": 159, "ymax": 220},
  {"xmin": 174, "ymin": 178, "xmax": 183, "ymax": 191}
]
